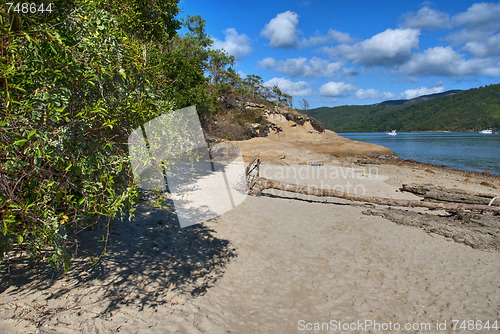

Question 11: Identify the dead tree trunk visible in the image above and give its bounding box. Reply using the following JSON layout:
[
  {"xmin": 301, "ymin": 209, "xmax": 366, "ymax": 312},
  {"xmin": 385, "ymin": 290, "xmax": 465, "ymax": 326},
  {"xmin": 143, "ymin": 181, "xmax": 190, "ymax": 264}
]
[
  {"xmin": 249, "ymin": 177, "xmax": 500, "ymax": 213},
  {"xmin": 400, "ymin": 183, "xmax": 499, "ymax": 206}
]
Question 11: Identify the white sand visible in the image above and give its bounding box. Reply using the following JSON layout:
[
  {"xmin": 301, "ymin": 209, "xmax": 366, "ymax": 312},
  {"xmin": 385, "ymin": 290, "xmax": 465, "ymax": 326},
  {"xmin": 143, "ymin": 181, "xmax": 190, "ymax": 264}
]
[{"xmin": 1, "ymin": 161, "xmax": 499, "ymax": 333}]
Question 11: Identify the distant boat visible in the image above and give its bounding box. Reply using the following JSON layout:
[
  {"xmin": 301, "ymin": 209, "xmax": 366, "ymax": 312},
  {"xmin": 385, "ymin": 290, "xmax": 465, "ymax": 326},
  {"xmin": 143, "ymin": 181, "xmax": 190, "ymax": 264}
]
[
  {"xmin": 479, "ymin": 129, "xmax": 493, "ymax": 134},
  {"xmin": 387, "ymin": 130, "xmax": 397, "ymax": 136}
]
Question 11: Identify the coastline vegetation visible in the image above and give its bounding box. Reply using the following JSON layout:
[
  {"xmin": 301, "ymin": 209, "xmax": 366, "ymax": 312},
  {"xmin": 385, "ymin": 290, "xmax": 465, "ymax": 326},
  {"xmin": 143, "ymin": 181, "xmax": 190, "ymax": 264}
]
[{"xmin": 0, "ymin": 0, "xmax": 289, "ymax": 269}]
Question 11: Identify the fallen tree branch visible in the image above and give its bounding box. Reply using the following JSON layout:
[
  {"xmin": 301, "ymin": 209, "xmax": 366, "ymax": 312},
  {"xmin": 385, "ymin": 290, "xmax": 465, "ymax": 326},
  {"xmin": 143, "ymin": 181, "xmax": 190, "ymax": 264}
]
[
  {"xmin": 400, "ymin": 183, "xmax": 500, "ymax": 206},
  {"xmin": 249, "ymin": 177, "xmax": 500, "ymax": 213}
]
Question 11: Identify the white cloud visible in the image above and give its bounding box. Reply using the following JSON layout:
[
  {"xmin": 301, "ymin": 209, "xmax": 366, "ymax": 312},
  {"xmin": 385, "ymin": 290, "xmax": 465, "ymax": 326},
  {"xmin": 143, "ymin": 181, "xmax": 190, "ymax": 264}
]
[
  {"xmin": 400, "ymin": 46, "xmax": 500, "ymax": 77},
  {"xmin": 261, "ymin": 11, "xmax": 300, "ymax": 48},
  {"xmin": 355, "ymin": 88, "xmax": 379, "ymax": 99},
  {"xmin": 382, "ymin": 91, "xmax": 398, "ymax": 99},
  {"xmin": 462, "ymin": 33, "xmax": 500, "ymax": 58},
  {"xmin": 447, "ymin": 29, "xmax": 489, "ymax": 45},
  {"xmin": 263, "ymin": 77, "xmax": 312, "ymax": 96},
  {"xmin": 400, "ymin": 6, "xmax": 451, "ymax": 30},
  {"xmin": 334, "ymin": 28, "xmax": 420, "ymax": 66},
  {"xmin": 341, "ymin": 68, "xmax": 360, "ymax": 77},
  {"xmin": 453, "ymin": 2, "xmax": 500, "ymax": 31},
  {"xmin": 353, "ymin": 86, "xmax": 448, "ymax": 101},
  {"xmin": 355, "ymin": 89, "xmax": 396, "ymax": 100},
  {"xmin": 258, "ymin": 57, "xmax": 276, "ymax": 68},
  {"xmin": 319, "ymin": 81, "xmax": 356, "ymax": 97},
  {"xmin": 258, "ymin": 57, "xmax": 342, "ymax": 78},
  {"xmin": 301, "ymin": 29, "xmax": 355, "ymax": 47},
  {"xmin": 212, "ymin": 28, "xmax": 252, "ymax": 60},
  {"xmin": 401, "ymin": 46, "xmax": 462, "ymax": 76},
  {"xmin": 402, "ymin": 85, "xmax": 445, "ymax": 99},
  {"xmin": 447, "ymin": 3, "xmax": 500, "ymax": 59}
]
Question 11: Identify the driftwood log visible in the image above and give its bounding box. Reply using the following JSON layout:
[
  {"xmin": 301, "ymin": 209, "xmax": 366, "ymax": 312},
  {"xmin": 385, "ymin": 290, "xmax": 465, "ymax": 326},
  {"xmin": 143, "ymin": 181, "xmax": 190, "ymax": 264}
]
[
  {"xmin": 249, "ymin": 177, "xmax": 500, "ymax": 213},
  {"xmin": 400, "ymin": 183, "xmax": 499, "ymax": 206},
  {"xmin": 244, "ymin": 156, "xmax": 500, "ymax": 213}
]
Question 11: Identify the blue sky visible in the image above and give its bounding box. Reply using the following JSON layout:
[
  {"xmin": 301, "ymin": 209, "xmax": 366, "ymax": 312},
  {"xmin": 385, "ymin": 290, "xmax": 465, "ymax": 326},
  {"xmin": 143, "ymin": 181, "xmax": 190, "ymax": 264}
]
[{"xmin": 179, "ymin": 1, "xmax": 500, "ymax": 108}]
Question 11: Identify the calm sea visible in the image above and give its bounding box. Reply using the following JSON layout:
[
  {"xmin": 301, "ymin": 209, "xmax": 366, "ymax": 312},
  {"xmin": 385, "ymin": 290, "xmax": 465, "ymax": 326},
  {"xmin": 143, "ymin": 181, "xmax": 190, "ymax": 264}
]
[{"xmin": 339, "ymin": 132, "xmax": 500, "ymax": 175}]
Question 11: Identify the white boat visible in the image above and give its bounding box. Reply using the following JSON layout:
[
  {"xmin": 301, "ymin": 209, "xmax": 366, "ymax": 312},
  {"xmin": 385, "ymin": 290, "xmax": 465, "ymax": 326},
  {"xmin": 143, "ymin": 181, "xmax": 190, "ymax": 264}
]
[
  {"xmin": 387, "ymin": 130, "xmax": 397, "ymax": 136},
  {"xmin": 479, "ymin": 129, "xmax": 493, "ymax": 134}
]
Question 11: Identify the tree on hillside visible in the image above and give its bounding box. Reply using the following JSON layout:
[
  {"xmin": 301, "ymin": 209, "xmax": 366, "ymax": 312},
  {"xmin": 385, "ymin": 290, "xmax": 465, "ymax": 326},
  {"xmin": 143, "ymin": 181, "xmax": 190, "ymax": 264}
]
[
  {"xmin": 299, "ymin": 99, "xmax": 310, "ymax": 116},
  {"xmin": 243, "ymin": 75, "xmax": 264, "ymax": 100}
]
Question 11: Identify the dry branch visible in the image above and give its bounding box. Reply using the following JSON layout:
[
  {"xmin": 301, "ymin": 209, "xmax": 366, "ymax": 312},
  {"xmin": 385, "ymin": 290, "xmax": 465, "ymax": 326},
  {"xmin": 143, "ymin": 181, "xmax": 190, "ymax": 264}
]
[{"xmin": 245, "ymin": 154, "xmax": 261, "ymax": 189}]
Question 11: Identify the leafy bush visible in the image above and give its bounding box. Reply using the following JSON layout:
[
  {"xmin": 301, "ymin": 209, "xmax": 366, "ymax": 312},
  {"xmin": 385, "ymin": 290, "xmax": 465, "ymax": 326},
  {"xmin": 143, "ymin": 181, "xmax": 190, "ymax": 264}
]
[
  {"xmin": 0, "ymin": 1, "xmax": 177, "ymax": 270},
  {"xmin": 0, "ymin": 0, "xmax": 288, "ymax": 271}
]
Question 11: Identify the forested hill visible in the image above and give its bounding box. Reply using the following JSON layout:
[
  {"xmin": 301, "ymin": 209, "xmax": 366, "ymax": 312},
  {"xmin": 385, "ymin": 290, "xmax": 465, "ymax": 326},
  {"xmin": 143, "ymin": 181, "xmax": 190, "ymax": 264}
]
[{"xmin": 308, "ymin": 84, "xmax": 500, "ymax": 132}]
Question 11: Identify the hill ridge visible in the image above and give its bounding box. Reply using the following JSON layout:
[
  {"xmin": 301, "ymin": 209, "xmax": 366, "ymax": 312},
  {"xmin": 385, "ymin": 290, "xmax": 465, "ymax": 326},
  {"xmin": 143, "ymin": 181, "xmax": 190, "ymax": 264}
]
[
  {"xmin": 309, "ymin": 84, "xmax": 500, "ymax": 132},
  {"xmin": 378, "ymin": 89, "xmax": 463, "ymax": 106}
]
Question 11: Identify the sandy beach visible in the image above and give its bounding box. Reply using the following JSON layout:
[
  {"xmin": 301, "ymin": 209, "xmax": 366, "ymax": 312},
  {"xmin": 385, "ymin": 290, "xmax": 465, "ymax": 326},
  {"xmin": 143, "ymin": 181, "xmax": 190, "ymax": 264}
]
[{"xmin": 1, "ymin": 115, "xmax": 499, "ymax": 333}]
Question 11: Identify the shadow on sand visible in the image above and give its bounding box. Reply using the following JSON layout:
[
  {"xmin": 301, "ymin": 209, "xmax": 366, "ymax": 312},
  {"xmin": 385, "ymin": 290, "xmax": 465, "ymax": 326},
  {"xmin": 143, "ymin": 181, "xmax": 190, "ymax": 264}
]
[{"xmin": 0, "ymin": 196, "xmax": 237, "ymax": 315}]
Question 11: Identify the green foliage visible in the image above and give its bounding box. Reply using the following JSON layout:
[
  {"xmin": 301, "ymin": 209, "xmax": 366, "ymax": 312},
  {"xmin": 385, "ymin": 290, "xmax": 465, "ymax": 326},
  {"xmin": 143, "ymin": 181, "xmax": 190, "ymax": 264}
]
[
  {"xmin": 0, "ymin": 0, "xmax": 280, "ymax": 271},
  {"xmin": 95, "ymin": 0, "xmax": 181, "ymax": 42},
  {"xmin": 0, "ymin": 0, "xmax": 179, "ymax": 270},
  {"xmin": 143, "ymin": 15, "xmax": 236, "ymax": 120},
  {"xmin": 309, "ymin": 84, "xmax": 500, "ymax": 132}
]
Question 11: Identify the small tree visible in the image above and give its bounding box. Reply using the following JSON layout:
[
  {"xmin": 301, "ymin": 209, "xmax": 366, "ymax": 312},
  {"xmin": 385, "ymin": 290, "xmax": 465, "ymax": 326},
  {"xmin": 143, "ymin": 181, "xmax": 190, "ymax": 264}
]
[
  {"xmin": 299, "ymin": 98, "xmax": 310, "ymax": 116},
  {"xmin": 244, "ymin": 75, "xmax": 264, "ymax": 100}
]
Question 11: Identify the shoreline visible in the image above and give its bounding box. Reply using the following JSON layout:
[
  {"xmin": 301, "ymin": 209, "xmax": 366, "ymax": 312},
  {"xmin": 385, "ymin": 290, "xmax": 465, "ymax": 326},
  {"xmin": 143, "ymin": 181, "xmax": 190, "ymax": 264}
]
[
  {"xmin": 353, "ymin": 154, "xmax": 500, "ymax": 181},
  {"xmin": 338, "ymin": 131, "xmax": 500, "ymax": 176}
]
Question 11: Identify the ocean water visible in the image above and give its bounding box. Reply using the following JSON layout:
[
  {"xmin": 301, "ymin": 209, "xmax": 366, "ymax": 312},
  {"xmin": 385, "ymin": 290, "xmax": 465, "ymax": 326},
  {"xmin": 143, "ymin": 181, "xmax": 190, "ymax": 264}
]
[{"xmin": 339, "ymin": 132, "xmax": 500, "ymax": 175}]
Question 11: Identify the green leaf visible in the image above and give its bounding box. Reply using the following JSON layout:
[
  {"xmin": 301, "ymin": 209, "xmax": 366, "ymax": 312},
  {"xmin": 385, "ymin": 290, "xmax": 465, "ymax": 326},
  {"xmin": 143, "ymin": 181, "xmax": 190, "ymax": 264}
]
[
  {"xmin": 6, "ymin": 202, "xmax": 21, "ymax": 209},
  {"xmin": 27, "ymin": 129, "xmax": 36, "ymax": 139},
  {"xmin": 17, "ymin": 234, "xmax": 23, "ymax": 244},
  {"xmin": 13, "ymin": 139, "xmax": 28, "ymax": 146},
  {"xmin": 2, "ymin": 221, "xmax": 8, "ymax": 236}
]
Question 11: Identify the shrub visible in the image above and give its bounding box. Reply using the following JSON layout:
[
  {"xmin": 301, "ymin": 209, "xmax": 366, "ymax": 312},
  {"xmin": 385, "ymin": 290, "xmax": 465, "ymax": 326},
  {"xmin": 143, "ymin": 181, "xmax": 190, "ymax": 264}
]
[{"xmin": 0, "ymin": 3, "xmax": 174, "ymax": 270}]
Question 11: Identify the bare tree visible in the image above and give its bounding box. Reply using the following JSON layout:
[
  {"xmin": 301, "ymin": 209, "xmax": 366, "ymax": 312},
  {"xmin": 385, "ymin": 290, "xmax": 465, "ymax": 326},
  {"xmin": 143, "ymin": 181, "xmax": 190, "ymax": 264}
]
[{"xmin": 299, "ymin": 98, "xmax": 310, "ymax": 116}]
